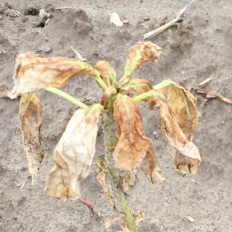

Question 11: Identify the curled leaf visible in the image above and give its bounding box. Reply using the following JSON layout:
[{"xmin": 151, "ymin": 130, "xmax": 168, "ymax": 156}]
[
  {"xmin": 113, "ymin": 94, "xmax": 151, "ymax": 172},
  {"xmin": 113, "ymin": 94, "xmax": 165, "ymax": 182},
  {"xmin": 94, "ymin": 60, "xmax": 116, "ymax": 86},
  {"xmin": 159, "ymin": 99, "xmax": 201, "ymax": 176},
  {"xmin": 44, "ymin": 108, "xmax": 101, "ymax": 200},
  {"xmin": 101, "ymin": 86, "xmax": 117, "ymax": 109},
  {"xmin": 3, "ymin": 53, "xmax": 106, "ymax": 99},
  {"xmin": 140, "ymin": 144, "xmax": 166, "ymax": 183},
  {"xmin": 19, "ymin": 92, "xmax": 47, "ymax": 184},
  {"xmin": 119, "ymin": 42, "xmax": 162, "ymax": 85},
  {"xmin": 168, "ymin": 85, "xmax": 198, "ymax": 139}
]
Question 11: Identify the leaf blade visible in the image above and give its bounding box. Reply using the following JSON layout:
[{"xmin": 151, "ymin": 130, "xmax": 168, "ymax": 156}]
[
  {"xmin": 4, "ymin": 53, "xmax": 108, "ymax": 99},
  {"xmin": 44, "ymin": 107, "xmax": 101, "ymax": 199},
  {"xmin": 19, "ymin": 92, "xmax": 47, "ymax": 183}
]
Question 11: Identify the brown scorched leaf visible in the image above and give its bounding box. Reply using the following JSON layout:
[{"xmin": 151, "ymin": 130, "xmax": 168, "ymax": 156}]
[
  {"xmin": 140, "ymin": 144, "xmax": 166, "ymax": 183},
  {"xmin": 101, "ymin": 86, "xmax": 117, "ymax": 109},
  {"xmin": 113, "ymin": 94, "xmax": 165, "ymax": 183},
  {"xmin": 94, "ymin": 60, "xmax": 116, "ymax": 86},
  {"xmin": 2, "ymin": 53, "xmax": 104, "ymax": 99},
  {"xmin": 168, "ymin": 85, "xmax": 198, "ymax": 139},
  {"xmin": 44, "ymin": 107, "xmax": 101, "ymax": 200},
  {"xmin": 19, "ymin": 92, "xmax": 47, "ymax": 184},
  {"xmin": 113, "ymin": 94, "xmax": 150, "ymax": 171},
  {"xmin": 158, "ymin": 99, "xmax": 201, "ymax": 176},
  {"xmin": 119, "ymin": 41, "xmax": 162, "ymax": 85},
  {"xmin": 96, "ymin": 172, "xmax": 108, "ymax": 193}
]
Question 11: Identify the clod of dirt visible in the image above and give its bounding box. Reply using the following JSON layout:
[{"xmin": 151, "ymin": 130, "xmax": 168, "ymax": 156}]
[
  {"xmin": 11, "ymin": 196, "xmax": 25, "ymax": 209},
  {"xmin": 0, "ymin": 3, "xmax": 12, "ymax": 14},
  {"xmin": 34, "ymin": 9, "xmax": 51, "ymax": 28},
  {"xmin": 39, "ymin": 9, "xmax": 50, "ymax": 21},
  {"xmin": 24, "ymin": 7, "xmax": 39, "ymax": 16},
  {"xmin": 44, "ymin": 46, "xmax": 52, "ymax": 53}
]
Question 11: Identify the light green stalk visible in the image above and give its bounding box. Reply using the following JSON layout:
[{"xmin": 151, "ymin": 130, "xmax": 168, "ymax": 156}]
[
  {"xmin": 153, "ymin": 79, "xmax": 179, "ymax": 90},
  {"xmin": 46, "ymin": 87, "xmax": 88, "ymax": 109},
  {"xmin": 132, "ymin": 89, "xmax": 168, "ymax": 104}
]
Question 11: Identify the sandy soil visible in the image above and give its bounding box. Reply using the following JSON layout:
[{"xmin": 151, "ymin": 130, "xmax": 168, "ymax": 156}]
[{"xmin": 0, "ymin": 0, "xmax": 232, "ymax": 231}]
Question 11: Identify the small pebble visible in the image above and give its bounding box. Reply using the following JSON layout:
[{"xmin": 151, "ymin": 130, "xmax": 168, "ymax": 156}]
[{"xmin": 0, "ymin": 15, "xmax": 2, "ymax": 20}]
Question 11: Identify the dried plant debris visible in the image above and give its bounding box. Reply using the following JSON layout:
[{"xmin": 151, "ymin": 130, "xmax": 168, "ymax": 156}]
[
  {"xmin": 110, "ymin": 12, "xmax": 123, "ymax": 27},
  {"xmin": 44, "ymin": 108, "xmax": 101, "ymax": 200},
  {"xmin": 144, "ymin": 0, "xmax": 196, "ymax": 40},
  {"xmin": 197, "ymin": 74, "xmax": 232, "ymax": 108},
  {"xmin": 19, "ymin": 92, "xmax": 47, "ymax": 183}
]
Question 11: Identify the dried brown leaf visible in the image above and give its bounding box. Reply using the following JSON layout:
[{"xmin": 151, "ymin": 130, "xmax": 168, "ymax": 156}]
[
  {"xmin": 94, "ymin": 60, "xmax": 116, "ymax": 86},
  {"xmin": 105, "ymin": 218, "xmax": 114, "ymax": 229},
  {"xmin": 140, "ymin": 144, "xmax": 166, "ymax": 183},
  {"xmin": 19, "ymin": 92, "xmax": 47, "ymax": 184},
  {"xmin": 124, "ymin": 173, "xmax": 132, "ymax": 191},
  {"xmin": 96, "ymin": 172, "xmax": 108, "ymax": 193},
  {"xmin": 134, "ymin": 210, "xmax": 144, "ymax": 225},
  {"xmin": 120, "ymin": 219, "xmax": 131, "ymax": 232},
  {"xmin": 119, "ymin": 42, "xmax": 162, "ymax": 85},
  {"xmin": 44, "ymin": 108, "xmax": 101, "ymax": 200},
  {"xmin": 159, "ymin": 99, "xmax": 201, "ymax": 176},
  {"xmin": 168, "ymin": 85, "xmax": 198, "ymax": 139},
  {"xmin": 113, "ymin": 94, "xmax": 151, "ymax": 172},
  {"xmin": 108, "ymin": 197, "xmax": 115, "ymax": 208},
  {"xmin": 101, "ymin": 86, "xmax": 117, "ymax": 109},
  {"xmin": 3, "ymin": 53, "xmax": 102, "ymax": 99}
]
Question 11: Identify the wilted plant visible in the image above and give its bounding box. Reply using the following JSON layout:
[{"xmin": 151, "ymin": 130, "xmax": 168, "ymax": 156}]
[{"xmin": 2, "ymin": 41, "xmax": 201, "ymax": 232}]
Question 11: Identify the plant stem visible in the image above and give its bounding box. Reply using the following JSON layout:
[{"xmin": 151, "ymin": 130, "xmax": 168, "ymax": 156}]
[
  {"xmin": 153, "ymin": 79, "xmax": 179, "ymax": 90},
  {"xmin": 132, "ymin": 90, "xmax": 167, "ymax": 104},
  {"xmin": 102, "ymin": 113, "xmax": 138, "ymax": 232},
  {"xmin": 46, "ymin": 87, "xmax": 88, "ymax": 109}
]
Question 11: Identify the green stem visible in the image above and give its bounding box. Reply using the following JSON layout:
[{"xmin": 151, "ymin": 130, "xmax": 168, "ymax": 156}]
[
  {"xmin": 153, "ymin": 79, "xmax": 179, "ymax": 90},
  {"xmin": 46, "ymin": 87, "xmax": 88, "ymax": 109},
  {"xmin": 95, "ymin": 72, "xmax": 108, "ymax": 90},
  {"xmin": 132, "ymin": 90, "xmax": 167, "ymax": 104}
]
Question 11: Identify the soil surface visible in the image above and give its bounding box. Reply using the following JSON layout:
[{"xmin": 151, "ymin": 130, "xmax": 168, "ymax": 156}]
[{"xmin": 0, "ymin": 0, "xmax": 232, "ymax": 231}]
